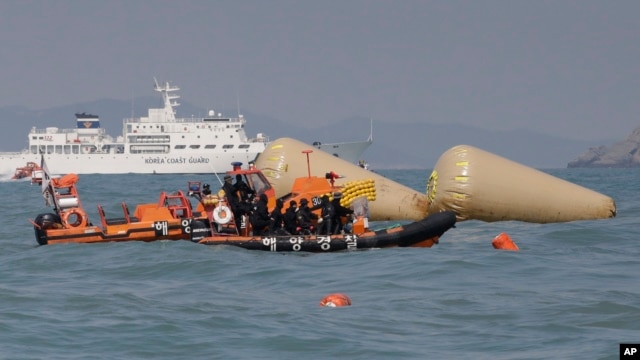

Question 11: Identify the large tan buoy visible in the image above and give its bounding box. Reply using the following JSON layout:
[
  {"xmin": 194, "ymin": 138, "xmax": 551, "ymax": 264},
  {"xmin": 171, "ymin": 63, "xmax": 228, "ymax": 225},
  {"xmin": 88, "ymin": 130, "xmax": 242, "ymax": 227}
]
[
  {"xmin": 255, "ymin": 138, "xmax": 429, "ymax": 221},
  {"xmin": 426, "ymin": 145, "xmax": 617, "ymax": 223}
]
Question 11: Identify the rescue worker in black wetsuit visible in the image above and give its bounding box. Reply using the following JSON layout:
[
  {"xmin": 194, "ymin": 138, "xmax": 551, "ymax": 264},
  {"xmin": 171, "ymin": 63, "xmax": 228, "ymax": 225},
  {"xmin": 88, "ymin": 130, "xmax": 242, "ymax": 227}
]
[
  {"xmin": 221, "ymin": 174, "xmax": 243, "ymax": 231},
  {"xmin": 296, "ymin": 198, "xmax": 318, "ymax": 234},
  {"xmin": 250, "ymin": 193, "xmax": 271, "ymax": 236},
  {"xmin": 234, "ymin": 174, "xmax": 255, "ymax": 202},
  {"xmin": 233, "ymin": 174, "xmax": 255, "ymax": 218},
  {"xmin": 283, "ymin": 200, "xmax": 298, "ymax": 235},
  {"xmin": 221, "ymin": 175, "xmax": 236, "ymax": 204},
  {"xmin": 311, "ymin": 195, "xmax": 335, "ymax": 235},
  {"xmin": 331, "ymin": 192, "xmax": 354, "ymax": 234},
  {"xmin": 269, "ymin": 198, "xmax": 286, "ymax": 235}
]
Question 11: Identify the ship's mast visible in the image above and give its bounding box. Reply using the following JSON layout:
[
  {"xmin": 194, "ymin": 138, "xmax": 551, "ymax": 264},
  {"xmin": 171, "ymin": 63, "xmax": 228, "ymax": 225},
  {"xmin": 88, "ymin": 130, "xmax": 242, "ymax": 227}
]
[{"xmin": 153, "ymin": 77, "xmax": 180, "ymax": 121}]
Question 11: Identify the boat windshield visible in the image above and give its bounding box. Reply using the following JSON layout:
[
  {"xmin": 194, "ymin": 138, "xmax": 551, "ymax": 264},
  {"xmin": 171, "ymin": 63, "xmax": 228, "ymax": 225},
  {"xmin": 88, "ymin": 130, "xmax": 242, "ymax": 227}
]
[{"xmin": 247, "ymin": 172, "xmax": 271, "ymax": 195}]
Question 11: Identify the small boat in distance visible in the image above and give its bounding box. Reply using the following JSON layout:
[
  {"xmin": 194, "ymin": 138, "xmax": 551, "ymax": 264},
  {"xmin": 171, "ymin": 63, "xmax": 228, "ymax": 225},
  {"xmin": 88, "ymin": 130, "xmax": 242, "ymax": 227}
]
[
  {"xmin": 1, "ymin": 79, "xmax": 371, "ymax": 175},
  {"xmin": 11, "ymin": 161, "xmax": 43, "ymax": 184}
]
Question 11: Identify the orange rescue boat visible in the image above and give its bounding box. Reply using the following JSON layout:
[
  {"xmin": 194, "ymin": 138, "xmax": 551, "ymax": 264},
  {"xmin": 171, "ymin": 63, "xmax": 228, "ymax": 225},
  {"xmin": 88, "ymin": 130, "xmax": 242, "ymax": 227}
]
[
  {"xmin": 31, "ymin": 174, "xmax": 211, "ymax": 245},
  {"xmin": 194, "ymin": 157, "xmax": 456, "ymax": 252},
  {"xmin": 12, "ymin": 162, "xmax": 43, "ymax": 184}
]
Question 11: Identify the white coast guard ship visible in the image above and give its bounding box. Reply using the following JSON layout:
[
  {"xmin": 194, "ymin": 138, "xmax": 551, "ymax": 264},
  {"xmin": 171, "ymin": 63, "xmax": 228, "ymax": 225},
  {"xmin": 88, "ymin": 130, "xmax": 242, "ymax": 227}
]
[{"xmin": 0, "ymin": 79, "xmax": 371, "ymax": 175}]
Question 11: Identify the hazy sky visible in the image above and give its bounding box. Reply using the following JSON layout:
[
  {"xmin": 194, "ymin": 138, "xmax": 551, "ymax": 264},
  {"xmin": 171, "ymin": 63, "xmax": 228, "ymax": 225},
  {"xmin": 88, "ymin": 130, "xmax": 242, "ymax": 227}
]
[{"xmin": 1, "ymin": 0, "xmax": 638, "ymax": 141}]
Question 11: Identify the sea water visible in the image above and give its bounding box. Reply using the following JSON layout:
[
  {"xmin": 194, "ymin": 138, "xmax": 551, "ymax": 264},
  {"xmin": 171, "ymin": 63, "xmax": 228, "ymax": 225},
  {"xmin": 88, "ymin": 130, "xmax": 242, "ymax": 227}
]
[{"xmin": 0, "ymin": 169, "xmax": 638, "ymax": 359}]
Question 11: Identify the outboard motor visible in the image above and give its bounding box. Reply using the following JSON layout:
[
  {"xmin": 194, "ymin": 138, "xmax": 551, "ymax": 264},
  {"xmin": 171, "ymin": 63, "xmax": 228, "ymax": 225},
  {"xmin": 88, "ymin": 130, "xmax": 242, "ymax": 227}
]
[
  {"xmin": 190, "ymin": 218, "xmax": 212, "ymax": 242},
  {"xmin": 33, "ymin": 213, "xmax": 62, "ymax": 245}
]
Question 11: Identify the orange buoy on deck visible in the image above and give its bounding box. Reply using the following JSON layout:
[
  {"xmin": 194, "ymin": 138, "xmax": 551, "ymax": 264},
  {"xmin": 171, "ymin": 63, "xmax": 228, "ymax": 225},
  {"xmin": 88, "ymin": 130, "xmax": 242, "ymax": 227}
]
[
  {"xmin": 319, "ymin": 293, "xmax": 352, "ymax": 307},
  {"xmin": 492, "ymin": 232, "xmax": 519, "ymax": 251}
]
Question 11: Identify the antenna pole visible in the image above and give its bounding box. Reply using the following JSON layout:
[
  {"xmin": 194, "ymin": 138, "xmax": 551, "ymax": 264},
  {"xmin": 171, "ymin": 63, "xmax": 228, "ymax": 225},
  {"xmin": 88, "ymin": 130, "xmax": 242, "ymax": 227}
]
[
  {"xmin": 236, "ymin": 92, "xmax": 241, "ymax": 116},
  {"xmin": 302, "ymin": 150, "xmax": 313, "ymax": 178}
]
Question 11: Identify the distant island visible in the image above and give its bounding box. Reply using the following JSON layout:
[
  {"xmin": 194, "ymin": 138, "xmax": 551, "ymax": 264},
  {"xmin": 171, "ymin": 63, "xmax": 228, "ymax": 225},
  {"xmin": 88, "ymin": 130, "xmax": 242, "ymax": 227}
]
[{"xmin": 568, "ymin": 127, "xmax": 640, "ymax": 168}]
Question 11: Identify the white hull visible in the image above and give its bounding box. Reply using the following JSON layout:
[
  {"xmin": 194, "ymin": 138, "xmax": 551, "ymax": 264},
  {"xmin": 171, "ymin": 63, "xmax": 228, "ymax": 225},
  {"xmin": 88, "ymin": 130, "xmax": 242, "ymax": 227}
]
[
  {"xmin": 315, "ymin": 140, "xmax": 372, "ymax": 163},
  {"xmin": 0, "ymin": 151, "xmax": 264, "ymax": 175},
  {"xmin": 0, "ymin": 79, "xmax": 372, "ymax": 176},
  {"xmin": 0, "ymin": 140, "xmax": 372, "ymax": 175}
]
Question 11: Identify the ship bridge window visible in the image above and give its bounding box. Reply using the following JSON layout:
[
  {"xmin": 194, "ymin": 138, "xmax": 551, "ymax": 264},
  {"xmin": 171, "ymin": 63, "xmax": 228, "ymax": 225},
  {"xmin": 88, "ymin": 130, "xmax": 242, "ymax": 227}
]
[
  {"xmin": 222, "ymin": 145, "xmax": 234, "ymax": 149},
  {"xmin": 189, "ymin": 145, "xmax": 201, "ymax": 149},
  {"xmin": 238, "ymin": 144, "xmax": 250, "ymax": 149},
  {"xmin": 204, "ymin": 145, "xmax": 216, "ymax": 149},
  {"xmin": 64, "ymin": 145, "xmax": 71, "ymax": 154},
  {"xmin": 130, "ymin": 135, "xmax": 170, "ymax": 143},
  {"xmin": 55, "ymin": 145, "xmax": 63, "ymax": 154},
  {"xmin": 72, "ymin": 145, "xmax": 79, "ymax": 154},
  {"xmin": 174, "ymin": 145, "xmax": 186, "ymax": 150}
]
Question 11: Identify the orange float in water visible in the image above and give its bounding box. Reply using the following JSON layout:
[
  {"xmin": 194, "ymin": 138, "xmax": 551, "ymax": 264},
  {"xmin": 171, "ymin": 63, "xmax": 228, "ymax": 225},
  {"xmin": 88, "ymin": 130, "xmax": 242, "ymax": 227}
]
[
  {"xmin": 492, "ymin": 232, "xmax": 519, "ymax": 251},
  {"xmin": 319, "ymin": 293, "xmax": 352, "ymax": 307}
]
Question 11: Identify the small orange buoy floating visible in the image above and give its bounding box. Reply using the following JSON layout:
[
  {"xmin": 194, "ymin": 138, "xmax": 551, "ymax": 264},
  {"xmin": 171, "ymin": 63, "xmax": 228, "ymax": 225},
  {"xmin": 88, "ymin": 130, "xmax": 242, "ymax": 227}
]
[
  {"xmin": 319, "ymin": 293, "xmax": 352, "ymax": 307},
  {"xmin": 492, "ymin": 232, "xmax": 519, "ymax": 251}
]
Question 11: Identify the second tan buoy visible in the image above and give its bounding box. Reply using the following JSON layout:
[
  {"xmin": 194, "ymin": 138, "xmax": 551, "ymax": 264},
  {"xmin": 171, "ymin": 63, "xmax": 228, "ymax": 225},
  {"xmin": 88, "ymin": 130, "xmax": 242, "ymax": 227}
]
[{"xmin": 426, "ymin": 145, "xmax": 616, "ymax": 223}]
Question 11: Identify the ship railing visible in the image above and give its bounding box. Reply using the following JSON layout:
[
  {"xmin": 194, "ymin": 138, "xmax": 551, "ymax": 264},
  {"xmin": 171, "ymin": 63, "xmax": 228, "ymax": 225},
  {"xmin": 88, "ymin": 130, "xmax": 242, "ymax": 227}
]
[
  {"xmin": 31, "ymin": 128, "xmax": 77, "ymax": 135},
  {"xmin": 0, "ymin": 150, "xmax": 30, "ymax": 155},
  {"xmin": 249, "ymin": 134, "xmax": 270, "ymax": 143},
  {"xmin": 123, "ymin": 116, "xmax": 245, "ymax": 124},
  {"xmin": 31, "ymin": 127, "xmax": 106, "ymax": 135}
]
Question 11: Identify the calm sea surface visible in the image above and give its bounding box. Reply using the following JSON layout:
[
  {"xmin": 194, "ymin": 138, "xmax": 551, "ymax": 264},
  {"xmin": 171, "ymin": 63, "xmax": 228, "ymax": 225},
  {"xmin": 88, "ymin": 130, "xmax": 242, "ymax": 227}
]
[{"xmin": 0, "ymin": 168, "xmax": 638, "ymax": 359}]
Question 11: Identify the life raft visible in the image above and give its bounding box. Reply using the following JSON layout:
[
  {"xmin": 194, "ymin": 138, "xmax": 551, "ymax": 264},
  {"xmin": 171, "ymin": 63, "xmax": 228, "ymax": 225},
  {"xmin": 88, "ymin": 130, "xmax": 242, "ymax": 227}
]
[{"xmin": 197, "ymin": 211, "xmax": 457, "ymax": 252}]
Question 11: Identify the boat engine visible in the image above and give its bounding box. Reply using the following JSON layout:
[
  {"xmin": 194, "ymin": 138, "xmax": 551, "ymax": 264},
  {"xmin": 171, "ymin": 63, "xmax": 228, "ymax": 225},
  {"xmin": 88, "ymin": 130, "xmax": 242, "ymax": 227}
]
[{"xmin": 33, "ymin": 213, "xmax": 62, "ymax": 245}]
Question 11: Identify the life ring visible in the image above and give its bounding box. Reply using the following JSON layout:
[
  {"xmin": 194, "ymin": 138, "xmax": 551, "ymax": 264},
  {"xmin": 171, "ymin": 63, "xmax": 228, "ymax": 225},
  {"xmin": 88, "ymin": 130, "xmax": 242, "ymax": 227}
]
[
  {"xmin": 61, "ymin": 208, "xmax": 87, "ymax": 228},
  {"xmin": 213, "ymin": 205, "xmax": 232, "ymax": 224}
]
